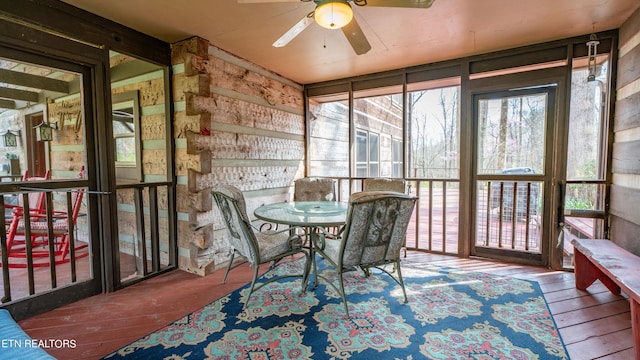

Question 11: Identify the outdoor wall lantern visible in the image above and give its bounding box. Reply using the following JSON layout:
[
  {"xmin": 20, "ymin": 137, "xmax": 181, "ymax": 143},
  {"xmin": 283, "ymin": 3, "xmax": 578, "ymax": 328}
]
[
  {"xmin": 34, "ymin": 121, "xmax": 57, "ymax": 142},
  {"xmin": 1, "ymin": 130, "xmax": 20, "ymax": 147},
  {"xmin": 586, "ymin": 32, "xmax": 599, "ymax": 82}
]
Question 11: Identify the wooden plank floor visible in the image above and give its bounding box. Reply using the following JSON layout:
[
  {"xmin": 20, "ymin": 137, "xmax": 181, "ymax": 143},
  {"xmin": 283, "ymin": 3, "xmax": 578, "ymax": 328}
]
[{"xmin": 17, "ymin": 252, "xmax": 634, "ymax": 360}]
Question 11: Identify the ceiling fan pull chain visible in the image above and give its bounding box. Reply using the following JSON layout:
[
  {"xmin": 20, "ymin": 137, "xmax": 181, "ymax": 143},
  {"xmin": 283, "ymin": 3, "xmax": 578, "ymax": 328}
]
[{"xmin": 353, "ymin": 0, "xmax": 367, "ymax": 7}]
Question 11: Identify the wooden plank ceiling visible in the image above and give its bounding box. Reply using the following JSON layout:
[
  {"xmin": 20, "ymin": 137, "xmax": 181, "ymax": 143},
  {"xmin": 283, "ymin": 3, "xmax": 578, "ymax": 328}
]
[{"xmin": 58, "ymin": 0, "xmax": 640, "ymax": 84}]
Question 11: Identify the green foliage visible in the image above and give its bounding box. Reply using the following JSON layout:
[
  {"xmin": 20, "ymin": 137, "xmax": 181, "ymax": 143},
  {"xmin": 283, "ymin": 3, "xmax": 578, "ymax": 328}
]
[{"xmin": 565, "ymin": 196, "xmax": 594, "ymax": 210}]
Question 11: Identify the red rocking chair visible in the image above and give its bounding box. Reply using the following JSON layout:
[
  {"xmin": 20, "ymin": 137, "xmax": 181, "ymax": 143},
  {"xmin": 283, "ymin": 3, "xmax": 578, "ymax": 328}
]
[{"xmin": 2, "ymin": 168, "xmax": 88, "ymax": 268}]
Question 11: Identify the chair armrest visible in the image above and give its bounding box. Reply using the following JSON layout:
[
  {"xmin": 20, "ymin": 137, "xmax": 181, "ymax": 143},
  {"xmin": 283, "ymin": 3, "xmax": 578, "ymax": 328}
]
[
  {"xmin": 11, "ymin": 208, "xmax": 68, "ymax": 222},
  {"xmin": 311, "ymin": 226, "xmax": 341, "ymax": 250},
  {"xmin": 261, "ymin": 225, "xmax": 307, "ymax": 249}
]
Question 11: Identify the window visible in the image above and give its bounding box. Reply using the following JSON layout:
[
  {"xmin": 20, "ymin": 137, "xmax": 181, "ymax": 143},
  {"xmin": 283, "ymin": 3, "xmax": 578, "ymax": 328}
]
[
  {"xmin": 369, "ymin": 133, "xmax": 379, "ymax": 177},
  {"xmin": 355, "ymin": 130, "xmax": 380, "ymax": 177},
  {"xmin": 407, "ymin": 81, "xmax": 460, "ymax": 178},
  {"xmin": 112, "ymin": 91, "xmax": 141, "ymax": 181},
  {"xmin": 355, "ymin": 130, "xmax": 368, "ymax": 177},
  {"xmin": 307, "ymin": 94, "xmax": 349, "ymax": 177},
  {"xmin": 353, "ymin": 85, "xmax": 403, "ymax": 178},
  {"xmin": 392, "ymin": 138, "xmax": 402, "ymax": 178}
]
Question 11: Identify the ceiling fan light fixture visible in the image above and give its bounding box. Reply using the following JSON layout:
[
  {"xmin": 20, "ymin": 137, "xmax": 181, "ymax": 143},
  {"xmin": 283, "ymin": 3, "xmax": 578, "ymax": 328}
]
[{"xmin": 314, "ymin": 1, "xmax": 353, "ymax": 30}]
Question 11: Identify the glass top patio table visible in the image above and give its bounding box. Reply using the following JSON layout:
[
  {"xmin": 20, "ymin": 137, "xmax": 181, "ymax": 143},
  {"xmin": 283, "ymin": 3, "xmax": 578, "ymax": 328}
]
[{"xmin": 254, "ymin": 201, "xmax": 348, "ymax": 227}]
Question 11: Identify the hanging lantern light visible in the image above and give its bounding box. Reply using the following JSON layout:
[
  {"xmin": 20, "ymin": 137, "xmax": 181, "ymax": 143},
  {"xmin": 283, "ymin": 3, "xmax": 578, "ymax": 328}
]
[
  {"xmin": 1, "ymin": 130, "xmax": 20, "ymax": 147},
  {"xmin": 586, "ymin": 32, "xmax": 599, "ymax": 82},
  {"xmin": 34, "ymin": 121, "xmax": 57, "ymax": 142}
]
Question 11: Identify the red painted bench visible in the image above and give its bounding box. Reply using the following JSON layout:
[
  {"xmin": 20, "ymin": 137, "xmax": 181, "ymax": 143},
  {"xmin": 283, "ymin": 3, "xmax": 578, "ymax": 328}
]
[{"xmin": 571, "ymin": 238, "xmax": 640, "ymax": 359}]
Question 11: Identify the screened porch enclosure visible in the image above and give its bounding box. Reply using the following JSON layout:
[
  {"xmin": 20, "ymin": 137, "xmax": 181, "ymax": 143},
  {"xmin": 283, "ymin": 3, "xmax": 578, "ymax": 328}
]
[
  {"xmin": 0, "ymin": 43, "xmax": 175, "ymax": 319},
  {"xmin": 308, "ymin": 80, "xmax": 463, "ymax": 256},
  {"xmin": 305, "ymin": 33, "xmax": 613, "ymax": 269}
]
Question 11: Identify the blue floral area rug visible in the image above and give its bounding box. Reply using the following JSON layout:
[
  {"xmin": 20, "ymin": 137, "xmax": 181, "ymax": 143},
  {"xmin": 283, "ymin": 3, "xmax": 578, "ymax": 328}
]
[{"xmin": 103, "ymin": 258, "xmax": 569, "ymax": 359}]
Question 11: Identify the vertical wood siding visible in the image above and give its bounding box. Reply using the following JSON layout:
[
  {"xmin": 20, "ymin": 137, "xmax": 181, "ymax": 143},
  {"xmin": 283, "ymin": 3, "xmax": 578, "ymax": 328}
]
[{"xmin": 611, "ymin": 7, "xmax": 640, "ymax": 255}]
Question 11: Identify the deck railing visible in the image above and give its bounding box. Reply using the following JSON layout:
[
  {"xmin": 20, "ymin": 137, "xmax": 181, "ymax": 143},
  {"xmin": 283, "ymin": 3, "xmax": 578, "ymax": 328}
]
[{"xmin": 329, "ymin": 177, "xmax": 461, "ymax": 255}]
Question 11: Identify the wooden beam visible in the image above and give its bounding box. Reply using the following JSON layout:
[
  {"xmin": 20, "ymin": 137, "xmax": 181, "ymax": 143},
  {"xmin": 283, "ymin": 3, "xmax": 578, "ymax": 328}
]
[
  {"xmin": 0, "ymin": 68, "xmax": 69, "ymax": 94},
  {"xmin": 110, "ymin": 59, "xmax": 162, "ymax": 83},
  {"xmin": 0, "ymin": 86, "xmax": 39, "ymax": 102},
  {"xmin": 0, "ymin": 99, "xmax": 16, "ymax": 109}
]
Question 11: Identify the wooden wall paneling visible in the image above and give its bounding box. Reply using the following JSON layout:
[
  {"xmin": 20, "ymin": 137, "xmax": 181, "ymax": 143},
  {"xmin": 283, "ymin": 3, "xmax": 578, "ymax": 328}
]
[
  {"xmin": 175, "ymin": 146, "xmax": 210, "ymax": 175},
  {"xmin": 610, "ymin": 184, "xmax": 640, "ymax": 227},
  {"xmin": 141, "ymin": 149, "xmax": 167, "ymax": 175},
  {"xmin": 172, "ymin": 36, "xmax": 304, "ymax": 275},
  {"xmin": 194, "ymin": 131, "xmax": 304, "ymax": 161},
  {"xmin": 610, "ymin": 7, "xmax": 640, "ymax": 257},
  {"xmin": 611, "ymin": 140, "xmax": 640, "ymax": 174},
  {"xmin": 195, "ymin": 56, "xmax": 303, "ymax": 111},
  {"xmin": 309, "ymin": 138, "xmax": 349, "ymax": 162},
  {"xmin": 174, "ymin": 75, "xmax": 210, "ymax": 102},
  {"xmin": 174, "ymin": 184, "xmax": 211, "ymax": 214},
  {"xmin": 49, "ymin": 150, "xmax": 84, "ymax": 169},
  {"xmin": 309, "ymin": 117, "xmax": 349, "ymax": 141},
  {"xmin": 610, "ymin": 215, "xmax": 640, "ymax": 256},
  {"xmin": 174, "ymin": 112, "xmax": 210, "ymax": 139},
  {"xmin": 618, "ymin": 6, "xmax": 640, "ymax": 55},
  {"xmin": 309, "ymin": 161, "xmax": 350, "ymax": 176},
  {"xmin": 141, "ymin": 113, "xmax": 168, "ymax": 140},
  {"xmin": 171, "ymin": 37, "xmax": 209, "ymax": 66},
  {"xmin": 613, "ymin": 90, "xmax": 640, "ymax": 132},
  {"xmin": 113, "ymin": 77, "xmax": 165, "ymax": 107},
  {"xmin": 172, "ymin": 37, "xmax": 215, "ymax": 274},
  {"xmin": 188, "ymin": 93, "xmax": 303, "ymax": 135},
  {"xmin": 616, "ymin": 42, "xmax": 640, "ymax": 89},
  {"xmin": 187, "ymin": 165, "xmax": 302, "ymax": 193}
]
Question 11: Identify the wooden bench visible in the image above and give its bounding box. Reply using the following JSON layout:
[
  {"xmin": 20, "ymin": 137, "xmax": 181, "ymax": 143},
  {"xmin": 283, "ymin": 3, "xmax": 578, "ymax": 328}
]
[{"xmin": 571, "ymin": 238, "xmax": 640, "ymax": 359}]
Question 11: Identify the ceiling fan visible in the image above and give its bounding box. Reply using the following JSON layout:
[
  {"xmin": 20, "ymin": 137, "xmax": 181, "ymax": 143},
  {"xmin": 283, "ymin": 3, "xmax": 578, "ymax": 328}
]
[{"xmin": 238, "ymin": 0, "xmax": 435, "ymax": 55}]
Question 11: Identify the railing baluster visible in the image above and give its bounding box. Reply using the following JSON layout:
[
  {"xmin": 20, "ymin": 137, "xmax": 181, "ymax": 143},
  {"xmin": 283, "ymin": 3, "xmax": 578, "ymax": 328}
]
[
  {"xmin": 134, "ymin": 188, "xmax": 147, "ymax": 276},
  {"xmin": 413, "ymin": 180, "xmax": 420, "ymax": 251},
  {"xmin": 511, "ymin": 183, "xmax": 517, "ymax": 250},
  {"xmin": 485, "ymin": 181, "xmax": 491, "ymax": 247},
  {"xmin": 525, "ymin": 183, "xmax": 531, "ymax": 251},
  {"xmin": 149, "ymin": 186, "xmax": 160, "ymax": 273},
  {"xmin": 66, "ymin": 191, "xmax": 77, "ymax": 283},
  {"xmin": 498, "ymin": 183, "xmax": 504, "ymax": 248},
  {"xmin": 442, "ymin": 181, "xmax": 447, "ymax": 253},
  {"xmin": 44, "ymin": 191, "xmax": 57, "ymax": 288},
  {"xmin": 0, "ymin": 196, "xmax": 11, "ymax": 303},
  {"xmin": 428, "ymin": 180, "xmax": 433, "ymax": 251},
  {"xmin": 22, "ymin": 193, "xmax": 35, "ymax": 295}
]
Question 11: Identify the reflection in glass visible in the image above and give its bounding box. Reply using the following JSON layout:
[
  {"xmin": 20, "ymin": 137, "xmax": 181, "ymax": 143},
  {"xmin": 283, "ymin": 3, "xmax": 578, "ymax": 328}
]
[
  {"xmin": 408, "ymin": 84, "xmax": 460, "ymax": 179},
  {"xmin": 0, "ymin": 54, "xmax": 90, "ymax": 303},
  {"xmin": 476, "ymin": 94, "xmax": 547, "ymax": 175},
  {"xmin": 353, "ymin": 86, "xmax": 403, "ymax": 178},
  {"xmin": 308, "ymin": 95, "xmax": 349, "ymax": 177}
]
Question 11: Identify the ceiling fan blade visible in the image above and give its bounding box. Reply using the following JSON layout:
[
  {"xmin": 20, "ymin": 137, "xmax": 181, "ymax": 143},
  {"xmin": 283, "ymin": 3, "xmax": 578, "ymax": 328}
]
[
  {"xmin": 341, "ymin": 17, "xmax": 371, "ymax": 55},
  {"xmin": 272, "ymin": 12, "xmax": 314, "ymax": 48},
  {"xmin": 238, "ymin": 0, "xmax": 303, "ymax": 3},
  {"xmin": 357, "ymin": 0, "xmax": 435, "ymax": 8}
]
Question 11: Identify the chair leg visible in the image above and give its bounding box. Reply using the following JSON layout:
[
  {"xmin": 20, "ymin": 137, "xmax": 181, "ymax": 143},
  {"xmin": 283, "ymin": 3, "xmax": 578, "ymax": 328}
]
[
  {"xmin": 243, "ymin": 264, "xmax": 260, "ymax": 308},
  {"xmin": 395, "ymin": 259, "xmax": 408, "ymax": 304},
  {"xmin": 222, "ymin": 250, "xmax": 236, "ymax": 284},
  {"xmin": 338, "ymin": 272, "xmax": 350, "ymax": 318}
]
